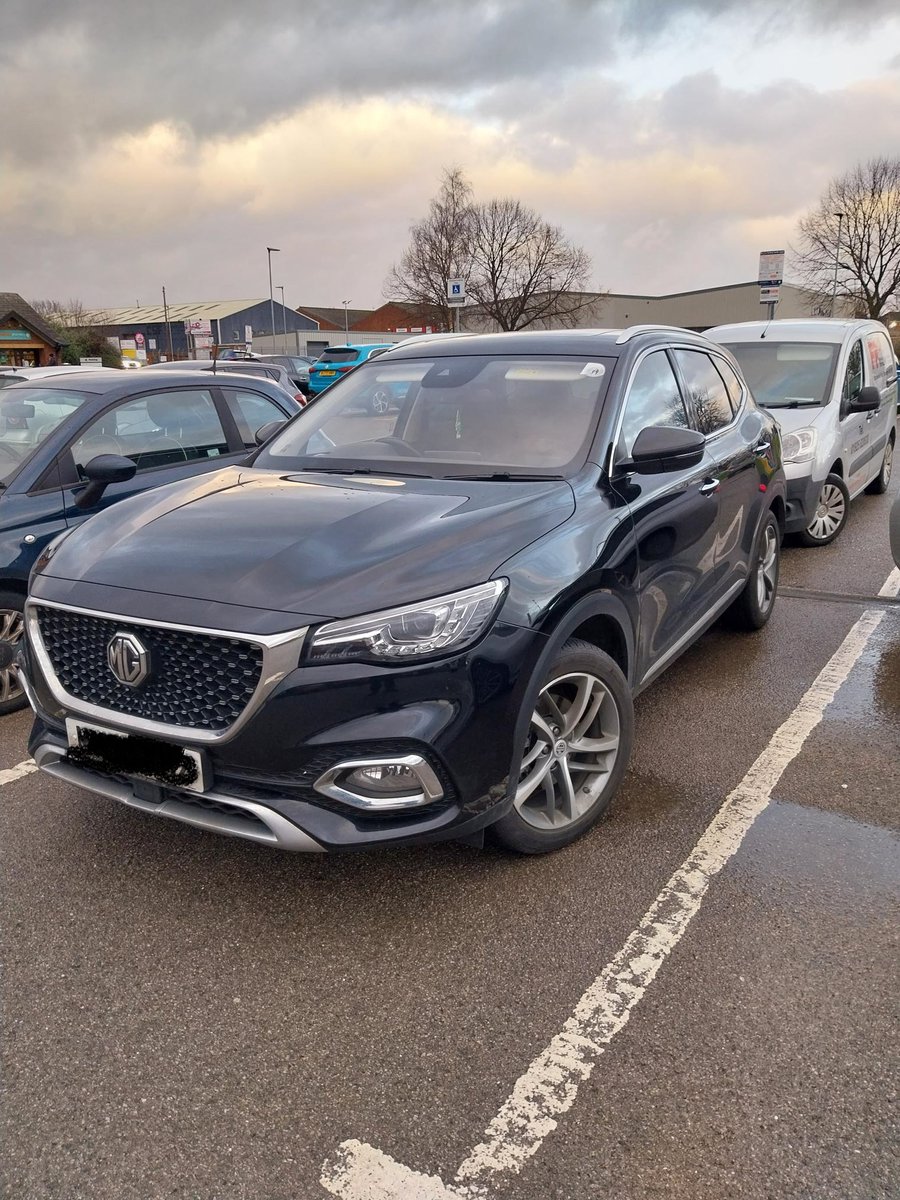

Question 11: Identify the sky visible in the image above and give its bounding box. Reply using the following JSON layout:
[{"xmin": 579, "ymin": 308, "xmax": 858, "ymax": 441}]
[{"xmin": 2, "ymin": 0, "xmax": 899, "ymax": 312}]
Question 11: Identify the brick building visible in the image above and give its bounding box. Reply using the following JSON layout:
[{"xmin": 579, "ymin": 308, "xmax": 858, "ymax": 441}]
[{"xmin": 0, "ymin": 293, "xmax": 67, "ymax": 367}]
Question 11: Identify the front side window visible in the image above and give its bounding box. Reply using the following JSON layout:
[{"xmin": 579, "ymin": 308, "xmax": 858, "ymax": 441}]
[
  {"xmin": 0, "ymin": 386, "xmax": 89, "ymax": 486},
  {"xmin": 256, "ymin": 354, "xmax": 612, "ymax": 477},
  {"xmin": 70, "ymin": 388, "xmax": 229, "ymax": 476},
  {"xmin": 841, "ymin": 341, "xmax": 864, "ymax": 407},
  {"xmin": 673, "ymin": 350, "xmax": 733, "ymax": 434},
  {"xmin": 712, "ymin": 357, "xmax": 744, "ymax": 415},
  {"xmin": 618, "ymin": 352, "xmax": 689, "ymax": 457}
]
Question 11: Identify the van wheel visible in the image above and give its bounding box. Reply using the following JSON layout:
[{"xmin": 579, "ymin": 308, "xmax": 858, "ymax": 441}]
[
  {"xmin": 727, "ymin": 510, "xmax": 780, "ymax": 630},
  {"xmin": 798, "ymin": 473, "xmax": 849, "ymax": 546},
  {"xmin": 488, "ymin": 640, "xmax": 633, "ymax": 854},
  {"xmin": 0, "ymin": 591, "xmax": 27, "ymax": 716},
  {"xmin": 865, "ymin": 433, "xmax": 894, "ymax": 495}
]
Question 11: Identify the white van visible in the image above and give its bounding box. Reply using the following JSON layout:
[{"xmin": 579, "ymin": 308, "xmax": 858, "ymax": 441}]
[{"xmin": 706, "ymin": 319, "xmax": 897, "ymax": 546}]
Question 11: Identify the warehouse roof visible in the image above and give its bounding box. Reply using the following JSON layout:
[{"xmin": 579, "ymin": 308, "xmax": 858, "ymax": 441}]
[{"xmin": 83, "ymin": 300, "xmax": 274, "ymax": 325}]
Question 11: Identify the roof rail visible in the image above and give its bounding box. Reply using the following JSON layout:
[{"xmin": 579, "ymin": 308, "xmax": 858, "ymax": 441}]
[{"xmin": 615, "ymin": 324, "xmax": 694, "ymax": 344}]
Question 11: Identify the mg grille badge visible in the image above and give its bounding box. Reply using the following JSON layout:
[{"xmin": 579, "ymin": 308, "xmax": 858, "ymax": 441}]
[{"xmin": 107, "ymin": 631, "xmax": 150, "ymax": 688}]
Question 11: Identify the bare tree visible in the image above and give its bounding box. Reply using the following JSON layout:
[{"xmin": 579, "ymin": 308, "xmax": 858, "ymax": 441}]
[
  {"xmin": 30, "ymin": 298, "xmax": 122, "ymax": 367},
  {"xmin": 384, "ymin": 167, "xmax": 475, "ymax": 332},
  {"xmin": 793, "ymin": 157, "xmax": 900, "ymax": 319},
  {"xmin": 468, "ymin": 198, "xmax": 592, "ymax": 331}
]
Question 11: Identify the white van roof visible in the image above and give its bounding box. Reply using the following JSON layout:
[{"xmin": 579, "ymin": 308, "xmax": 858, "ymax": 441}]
[{"xmin": 707, "ymin": 318, "xmax": 885, "ymax": 344}]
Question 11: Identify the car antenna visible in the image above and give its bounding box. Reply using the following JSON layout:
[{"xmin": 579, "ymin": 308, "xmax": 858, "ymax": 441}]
[{"xmin": 211, "ymin": 342, "xmax": 219, "ymax": 373}]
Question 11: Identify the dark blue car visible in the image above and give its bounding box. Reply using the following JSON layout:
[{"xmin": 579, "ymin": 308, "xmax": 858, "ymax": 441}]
[{"xmin": 0, "ymin": 369, "xmax": 300, "ymax": 712}]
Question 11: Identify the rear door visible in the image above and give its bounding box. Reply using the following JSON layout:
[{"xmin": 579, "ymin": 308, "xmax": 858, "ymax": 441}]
[
  {"xmin": 860, "ymin": 327, "xmax": 896, "ymax": 484},
  {"xmin": 672, "ymin": 348, "xmax": 768, "ymax": 599}
]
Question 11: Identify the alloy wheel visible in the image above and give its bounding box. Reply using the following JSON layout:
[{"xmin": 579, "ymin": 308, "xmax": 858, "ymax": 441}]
[
  {"xmin": 515, "ymin": 671, "xmax": 621, "ymax": 830},
  {"xmin": 806, "ymin": 482, "xmax": 846, "ymax": 542},
  {"xmin": 755, "ymin": 521, "xmax": 779, "ymax": 614},
  {"xmin": 0, "ymin": 607, "xmax": 25, "ymax": 707},
  {"xmin": 882, "ymin": 439, "xmax": 893, "ymax": 488}
]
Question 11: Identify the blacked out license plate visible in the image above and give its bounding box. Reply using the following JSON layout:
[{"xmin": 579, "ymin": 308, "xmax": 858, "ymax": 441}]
[{"xmin": 65, "ymin": 720, "xmax": 210, "ymax": 793}]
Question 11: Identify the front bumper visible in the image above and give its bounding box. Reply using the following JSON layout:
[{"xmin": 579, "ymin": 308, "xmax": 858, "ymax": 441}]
[
  {"xmin": 784, "ymin": 471, "xmax": 821, "ymax": 533},
  {"xmin": 22, "ymin": 618, "xmax": 544, "ymax": 853}
]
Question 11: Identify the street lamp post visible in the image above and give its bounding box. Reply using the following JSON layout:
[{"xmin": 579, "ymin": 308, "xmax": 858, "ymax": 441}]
[
  {"xmin": 161, "ymin": 284, "xmax": 175, "ymax": 361},
  {"xmin": 342, "ymin": 300, "xmax": 351, "ymax": 340},
  {"xmin": 830, "ymin": 212, "xmax": 845, "ymax": 317},
  {"xmin": 267, "ymin": 247, "xmax": 280, "ymax": 351},
  {"xmin": 277, "ymin": 285, "xmax": 288, "ymax": 352}
]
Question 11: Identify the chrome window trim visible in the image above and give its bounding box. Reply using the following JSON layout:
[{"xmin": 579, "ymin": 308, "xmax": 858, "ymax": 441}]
[{"xmin": 25, "ymin": 598, "xmax": 308, "ymax": 744}]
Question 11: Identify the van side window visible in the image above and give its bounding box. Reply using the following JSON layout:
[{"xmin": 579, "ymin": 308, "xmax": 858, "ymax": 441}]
[{"xmin": 841, "ymin": 341, "xmax": 863, "ymax": 409}]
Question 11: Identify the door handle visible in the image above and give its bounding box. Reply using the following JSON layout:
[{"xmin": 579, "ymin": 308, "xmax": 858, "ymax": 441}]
[
  {"xmin": 752, "ymin": 440, "xmax": 770, "ymax": 454},
  {"xmin": 699, "ymin": 478, "xmax": 720, "ymax": 495}
]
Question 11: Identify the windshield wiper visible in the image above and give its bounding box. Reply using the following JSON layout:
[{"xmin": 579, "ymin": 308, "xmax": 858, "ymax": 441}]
[
  {"xmin": 446, "ymin": 472, "xmax": 563, "ymax": 481},
  {"xmin": 299, "ymin": 465, "xmax": 431, "ymax": 478},
  {"xmin": 763, "ymin": 398, "xmax": 821, "ymax": 409}
]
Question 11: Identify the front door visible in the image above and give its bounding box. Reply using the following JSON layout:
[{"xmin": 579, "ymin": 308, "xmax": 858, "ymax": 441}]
[{"xmin": 610, "ymin": 350, "xmax": 721, "ymax": 685}]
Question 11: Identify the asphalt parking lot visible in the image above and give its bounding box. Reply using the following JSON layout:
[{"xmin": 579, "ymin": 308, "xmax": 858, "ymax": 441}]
[{"xmin": 2, "ymin": 451, "xmax": 898, "ymax": 1199}]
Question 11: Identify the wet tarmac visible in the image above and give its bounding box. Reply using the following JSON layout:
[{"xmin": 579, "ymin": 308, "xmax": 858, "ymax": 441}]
[{"xmin": 1, "ymin": 461, "xmax": 898, "ymax": 1199}]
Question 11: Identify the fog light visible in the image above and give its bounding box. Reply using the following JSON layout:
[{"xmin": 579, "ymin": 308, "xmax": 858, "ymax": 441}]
[
  {"xmin": 313, "ymin": 754, "xmax": 444, "ymax": 811},
  {"xmin": 345, "ymin": 763, "xmax": 421, "ymax": 796}
]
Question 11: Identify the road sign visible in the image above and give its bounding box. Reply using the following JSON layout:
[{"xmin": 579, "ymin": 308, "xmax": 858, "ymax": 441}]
[
  {"xmin": 757, "ymin": 250, "xmax": 785, "ymax": 286},
  {"xmin": 79, "ymin": 357, "xmax": 102, "ymax": 366},
  {"xmin": 447, "ymin": 278, "xmax": 466, "ymax": 306},
  {"xmin": 759, "ymin": 286, "xmax": 781, "ymax": 304}
]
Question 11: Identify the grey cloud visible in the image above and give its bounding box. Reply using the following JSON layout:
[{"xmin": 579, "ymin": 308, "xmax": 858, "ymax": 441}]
[{"xmin": 4, "ymin": 0, "xmax": 898, "ymax": 166}]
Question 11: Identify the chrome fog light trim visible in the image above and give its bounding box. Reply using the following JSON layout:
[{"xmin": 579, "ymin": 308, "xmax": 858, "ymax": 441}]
[{"xmin": 313, "ymin": 754, "xmax": 444, "ymax": 811}]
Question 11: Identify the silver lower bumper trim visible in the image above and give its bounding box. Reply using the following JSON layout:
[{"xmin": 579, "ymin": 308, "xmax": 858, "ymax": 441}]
[{"xmin": 33, "ymin": 744, "xmax": 325, "ymax": 853}]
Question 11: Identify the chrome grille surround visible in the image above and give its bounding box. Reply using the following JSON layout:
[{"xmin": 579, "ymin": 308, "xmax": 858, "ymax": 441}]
[{"xmin": 26, "ymin": 599, "xmax": 308, "ymax": 744}]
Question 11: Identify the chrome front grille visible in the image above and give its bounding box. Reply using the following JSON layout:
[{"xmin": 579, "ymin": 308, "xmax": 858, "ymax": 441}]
[{"xmin": 32, "ymin": 604, "xmax": 265, "ymax": 732}]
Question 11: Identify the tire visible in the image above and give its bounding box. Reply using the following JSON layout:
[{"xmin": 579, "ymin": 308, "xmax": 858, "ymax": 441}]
[
  {"xmin": 798, "ymin": 473, "xmax": 850, "ymax": 546},
  {"xmin": 727, "ymin": 510, "xmax": 780, "ymax": 631},
  {"xmin": 865, "ymin": 432, "xmax": 894, "ymax": 495},
  {"xmin": 488, "ymin": 639, "xmax": 633, "ymax": 854},
  {"xmin": 0, "ymin": 590, "xmax": 27, "ymax": 716}
]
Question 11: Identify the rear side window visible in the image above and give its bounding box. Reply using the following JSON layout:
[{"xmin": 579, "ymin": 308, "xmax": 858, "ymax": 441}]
[
  {"xmin": 712, "ymin": 357, "xmax": 744, "ymax": 415},
  {"xmin": 673, "ymin": 350, "xmax": 733, "ymax": 434},
  {"xmin": 619, "ymin": 352, "xmax": 689, "ymax": 457},
  {"xmin": 222, "ymin": 389, "xmax": 287, "ymax": 448}
]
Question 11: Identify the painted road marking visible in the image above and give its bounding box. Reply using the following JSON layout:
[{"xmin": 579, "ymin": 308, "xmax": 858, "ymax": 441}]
[
  {"xmin": 320, "ymin": 575, "xmax": 897, "ymax": 1199},
  {"xmin": 0, "ymin": 759, "xmax": 37, "ymax": 788}
]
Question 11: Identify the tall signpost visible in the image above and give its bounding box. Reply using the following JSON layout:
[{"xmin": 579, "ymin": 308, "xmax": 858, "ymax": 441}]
[
  {"xmin": 757, "ymin": 250, "xmax": 785, "ymax": 322},
  {"xmin": 447, "ymin": 278, "xmax": 466, "ymax": 333}
]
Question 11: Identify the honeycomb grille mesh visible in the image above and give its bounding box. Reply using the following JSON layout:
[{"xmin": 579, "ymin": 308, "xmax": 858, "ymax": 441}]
[{"xmin": 35, "ymin": 606, "xmax": 264, "ymax": 731}]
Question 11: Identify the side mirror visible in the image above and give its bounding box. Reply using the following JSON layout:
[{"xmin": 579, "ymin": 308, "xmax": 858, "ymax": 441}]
[
  {"xmin": 627, "ymin": 426, "xmax": 706, "ymax": 474},
  {"xmin": 75, "ymin": 453, "xmax": 137, "ymax": 510},
  {"xmin": 255, "ymin": 419, "xmax": 286, "ymax": 446},
  {"xmin": 849, "ymin": 385, "xmax": 881, "ymax": 413}
]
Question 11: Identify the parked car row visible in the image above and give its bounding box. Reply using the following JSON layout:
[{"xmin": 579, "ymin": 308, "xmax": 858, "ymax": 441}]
[{"xmin": 6, "ymin": 319, "xmax": 897, "ymax": 862}]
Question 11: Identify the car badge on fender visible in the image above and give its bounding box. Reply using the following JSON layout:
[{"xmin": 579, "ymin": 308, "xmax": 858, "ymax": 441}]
[{"xmin": 107, "ymin": 631, "xmax": 150, "ymax": 688}]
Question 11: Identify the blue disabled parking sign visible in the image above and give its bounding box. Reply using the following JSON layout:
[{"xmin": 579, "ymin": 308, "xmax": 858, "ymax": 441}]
[{"xmin": 447, "ymin": 278, "xmax": 466, "ymax": 304}]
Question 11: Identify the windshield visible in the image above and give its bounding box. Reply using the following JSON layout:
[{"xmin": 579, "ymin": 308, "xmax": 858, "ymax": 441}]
[
  {"xmin": 0, "ymin": 386, "xmax": 90, "ymax": 485},
  {"xmin": 255, "ymin": 354, "xmax": 612, "ymax": 478},
  {"xmin": 722, "ymin": 341, "xmax": 838, "ymax": 408}
]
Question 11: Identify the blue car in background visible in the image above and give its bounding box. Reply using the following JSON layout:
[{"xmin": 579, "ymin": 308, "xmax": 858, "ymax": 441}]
[
  {"xmin": 308, "ymin": 344, "xmax": 395, "ymax": 409},
  {"xmin": 0, "ymin": 370, "xmax": 300, "ymax": 713}
]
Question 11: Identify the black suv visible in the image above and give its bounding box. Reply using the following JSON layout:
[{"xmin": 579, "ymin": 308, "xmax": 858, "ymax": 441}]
[{"xmin": 21, "ymin": 328, "xmax": 785, "ymax": 855}]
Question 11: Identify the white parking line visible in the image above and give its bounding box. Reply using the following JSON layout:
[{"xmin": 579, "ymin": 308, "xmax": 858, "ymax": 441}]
[
  {"xmin": 320, "ymin": 575, "xmax": 897, "ymax": 1199},
  {"xmin": 0, "ymin": 759, "xmax": 37, "ymax": 788}
]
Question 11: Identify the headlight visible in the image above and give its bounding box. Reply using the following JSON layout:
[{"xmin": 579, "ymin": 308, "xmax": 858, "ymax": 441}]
[
  {"xmin": 781, "ymin": 428, "xmax": 817, "ymax": 463},
  {"xmin": 308, "ymin": 580, "xmax": 507, "ymax": 664}
]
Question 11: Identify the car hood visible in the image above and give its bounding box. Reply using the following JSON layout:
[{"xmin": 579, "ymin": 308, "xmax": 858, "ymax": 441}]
[
  {"xmin": 44, "ymin": 466, "xmax": 575, "ymax": 620},
  {"xmin": 769, "ymin": 403, "xmax": 834, "ymax": 434}
]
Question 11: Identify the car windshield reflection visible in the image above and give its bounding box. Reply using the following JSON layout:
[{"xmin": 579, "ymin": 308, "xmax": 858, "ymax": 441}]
[{"xmin": 256, "ymin": 354, "xmax": 612, "ymax": 478}]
